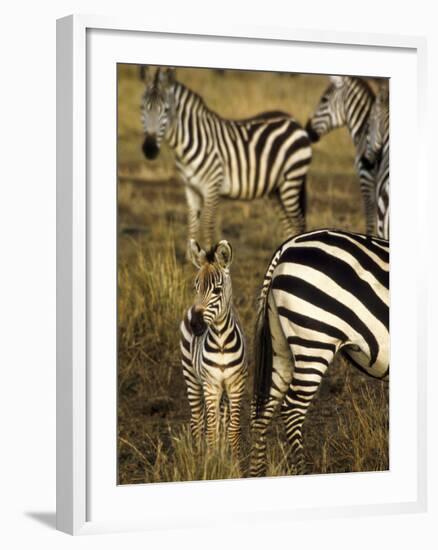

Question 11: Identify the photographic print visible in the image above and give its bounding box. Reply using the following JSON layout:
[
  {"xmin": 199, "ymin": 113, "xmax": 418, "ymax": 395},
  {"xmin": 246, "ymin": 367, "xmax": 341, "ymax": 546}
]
[{"xmin": 117, "ymin": 64, "xmax": 389, "ymax": 485}]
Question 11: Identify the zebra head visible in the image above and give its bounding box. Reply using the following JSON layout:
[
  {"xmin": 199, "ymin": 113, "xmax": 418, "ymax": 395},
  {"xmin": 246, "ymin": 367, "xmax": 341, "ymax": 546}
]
[
  {"xmin": 188, "ymin": 239, "xmax": 233, "ymax": 337},
  {"xmin": 140, "ymin": 66, "xmax": 176, "ymax": 160},
  {"xmin": 305, "ymin": 76, "xmax": 349, "ymax": 142}
]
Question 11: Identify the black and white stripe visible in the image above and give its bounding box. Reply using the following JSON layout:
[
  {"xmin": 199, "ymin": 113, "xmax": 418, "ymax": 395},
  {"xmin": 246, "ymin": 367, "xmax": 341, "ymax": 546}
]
[
  {"xmin": 306, "ymin": 76, "xmax": 377, "ymax": 235},
  {"xmin": 364, "ymin": 85, "xmax": 390, "ymax": 240},
  {"xmin": 250, "ymin": 229, "xmax": 389, "ymax": 476},
  {"xmin": 141, "ymin": 67, "xmax": 312, "ymax": 249},
  {"xmin": 180, "ymin": 240, "xmax": 247, "ymax": 466}
]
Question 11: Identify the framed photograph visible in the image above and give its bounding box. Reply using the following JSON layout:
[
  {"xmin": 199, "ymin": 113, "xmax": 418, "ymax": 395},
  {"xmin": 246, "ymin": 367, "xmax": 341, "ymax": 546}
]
[{"xmin": 57, "ymin": 15, "xmax": 427, "ymax": 535}]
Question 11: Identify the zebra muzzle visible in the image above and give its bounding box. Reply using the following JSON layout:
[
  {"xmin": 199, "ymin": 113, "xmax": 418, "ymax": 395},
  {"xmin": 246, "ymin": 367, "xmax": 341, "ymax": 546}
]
[
  {"xmin": 190, "ymin": 310, "xmax": 207, "ymax": 337},
  {"xmin": 304, "ymin": 121, "xmax": 320, "ymax": 143},
  {"xmin": 142, "ymin": 136, "xmax": 160, "ymax": 159}
]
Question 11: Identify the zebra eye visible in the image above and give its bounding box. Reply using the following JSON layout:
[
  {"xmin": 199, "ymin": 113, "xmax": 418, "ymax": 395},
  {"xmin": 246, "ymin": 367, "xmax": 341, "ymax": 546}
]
[{"xmin": 212, "ymin": 287, "xmax": 222, "ymax": 296}]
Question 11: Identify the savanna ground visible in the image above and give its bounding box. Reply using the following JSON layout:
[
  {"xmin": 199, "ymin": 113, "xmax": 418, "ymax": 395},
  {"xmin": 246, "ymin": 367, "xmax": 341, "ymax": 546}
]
[{"xmin": 117, "ymin": 65, "xmax": 389, "ymax": 484}]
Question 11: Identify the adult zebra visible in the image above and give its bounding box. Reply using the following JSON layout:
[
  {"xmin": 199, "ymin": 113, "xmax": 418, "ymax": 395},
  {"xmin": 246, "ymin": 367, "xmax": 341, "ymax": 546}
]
[
  {"xmin": 364, "ymin": 84, "xmax": 390, "ymax": 240},
  {"xmin": 140, "ymin": 67, "xmax": 312, "ymax": 249},
  {"xmin": 250, "ymin": 229, "xmax": 389, "ymax": 476},
  {"xmin": 180, "ymin": 239, "xmax": 247, "ymax": 466},
  {"xmin": 305, "ymin": 76, "xmax": 376, "ymax": 235}
]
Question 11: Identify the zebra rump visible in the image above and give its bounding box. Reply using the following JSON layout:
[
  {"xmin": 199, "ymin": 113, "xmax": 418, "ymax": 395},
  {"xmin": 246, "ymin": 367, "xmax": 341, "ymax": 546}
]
[{"xmin": 253, "ymin": 228, "xmax": 389, "ymax": 417}]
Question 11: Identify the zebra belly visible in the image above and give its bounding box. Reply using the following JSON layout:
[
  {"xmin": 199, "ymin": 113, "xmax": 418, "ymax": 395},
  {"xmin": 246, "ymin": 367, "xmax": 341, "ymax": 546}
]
[
  {"xmin": 343, "ymin": 344, "xmax": 389, "ymax": 379},
  {"xmin": 220, "ymin": 171, "xmax": 277, "ymax": 200}
]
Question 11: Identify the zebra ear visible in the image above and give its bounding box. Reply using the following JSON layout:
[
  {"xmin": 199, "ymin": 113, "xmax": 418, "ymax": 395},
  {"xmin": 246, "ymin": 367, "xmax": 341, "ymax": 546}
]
[
  {"xmin": 139, "ymin": 64, "xmax": 151, "ymax": 83},
  {"xmin": 329, "ymin": 75, "xmax": 344, "ymax": 88},
  {"xmin": 214, "ymin": 240, "xmax": 233, "ymax": 269},
  {"xmin": 160, "ymin": 67, "xmax": 176, "ymax": 87},
  {"xmin": 188, "ymin": 239, "xmax": 206, "ymax": 268}
]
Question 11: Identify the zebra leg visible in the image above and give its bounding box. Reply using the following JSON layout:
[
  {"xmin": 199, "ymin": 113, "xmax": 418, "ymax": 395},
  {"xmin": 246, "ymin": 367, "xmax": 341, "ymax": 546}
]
[
  {"xmin": 203, "ymin": 382, "xmax": 222, "ymax": 450},
  {"xmin": 226, "ymin": 396, "xmax": 243, "ymax": 475},
  {"xmin": 220, "ymin": 394, "xmax": 229, "ymax": 433},
  {"xmin": 363, "ymin": 187, "xmax": 377, "ymax": 235},
  {"xmin": 224, "ymin": 377, "xmax": 246, "ymax": 471},
  {"xmin": 184, "ymin": 185, "xmax": 203, "ymax": 247},
  {"xmin": 280, "ymin": 345, "xmax": 332, "ymax": 474},
  {"xmin": 250, "ymin": 356, "xmax": 291, "ymax": 476},
  {"xmin": 357, "ymin": 161, "xmax": 377, "ymax": 235},
  {"xmin": 181, "ymin": 320, "xmax": 205, "ymax": 448},
  {"xmin": 250, "ymin": 297, "xmax": 292, "ymax": 477},
  {"xmin": 376, "ymin": 178, "xmax": 389, "ymax": 239},
  {"xmin": 276, "ymin": 176, "xmax": 306, "ymax": 237},
  {"xmin": 182, "ymin": 364, "xmax": 205, "ymax": 449}
]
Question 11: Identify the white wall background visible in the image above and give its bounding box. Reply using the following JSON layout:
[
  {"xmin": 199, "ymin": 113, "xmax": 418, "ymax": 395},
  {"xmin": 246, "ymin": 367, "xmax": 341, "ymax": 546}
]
[{"xmin": 0, "ymin": 0, "xmax": 436, "ymax": 547}]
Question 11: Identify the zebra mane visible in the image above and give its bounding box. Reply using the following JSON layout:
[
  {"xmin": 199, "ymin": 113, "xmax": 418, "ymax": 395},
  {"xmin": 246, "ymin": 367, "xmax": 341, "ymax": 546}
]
[
  {"xmin": 172, "ymin": 80, "xmax": 218, "ymax": 120},
  {"xmin": 344, "ymin": 77, "xmax": 376, "ymax": 145},
  {"xmin": 144, "ymin": 68, "xmax": 168, "ymax": 104},
  {"xmin": 200, "ymin": 241, "xmax": 226, "ymax": 264},
  {"xmin": 204, "ymin": 246, "xmax": 219, "ymax": 263}
]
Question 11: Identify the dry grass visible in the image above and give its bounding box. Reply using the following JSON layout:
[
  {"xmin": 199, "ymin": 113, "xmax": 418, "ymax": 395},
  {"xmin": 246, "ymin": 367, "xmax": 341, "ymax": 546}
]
[{"xmin": 117, "ymin": 65, "xmax": 388, "ymax": 485}]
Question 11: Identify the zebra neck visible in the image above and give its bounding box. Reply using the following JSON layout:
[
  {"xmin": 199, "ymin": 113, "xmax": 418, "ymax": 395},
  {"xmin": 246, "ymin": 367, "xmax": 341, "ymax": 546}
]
[
  {"xmin": 344, "ymin": 85, "xmax": 374, "ymax": 148},
  {"xmin": 166, "ymin": 82, "xmax": 216, "ymax": 161},
  {"xmin": 209, "ymin": 306, "xmax": 239, "ymax": 342}
]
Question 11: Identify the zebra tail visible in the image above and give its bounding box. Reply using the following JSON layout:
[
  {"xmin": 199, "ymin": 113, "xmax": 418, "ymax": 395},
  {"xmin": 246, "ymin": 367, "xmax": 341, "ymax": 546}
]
[
  {"xmin": 253, "ymin": 292, "xmax": 273, "ymax": 419},
  {"xmin": 253, "ymin": 247, "xmax": 283, "ymax": 418},
  {"xmin": 299, "ymin": 175, "xmax": 307, "ymax": 218}
]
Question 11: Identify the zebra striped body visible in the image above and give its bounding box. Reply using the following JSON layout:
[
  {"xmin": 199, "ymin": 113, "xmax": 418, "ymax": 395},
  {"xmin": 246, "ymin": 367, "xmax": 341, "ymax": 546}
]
[
  {"xmin": 250, "ymin": 229, "xmax": 389, "ymax": 476},
  {"xmin": 305, "ymin": 76, "xmax": 377, "ymax": 234},
  {"xmin": 365, "ymin": 86, "xmax": 390, "ymax": 239},
  {"xmin": 180, "ymin": 240, "xmax": 247, "ymax": 463},
  {"xmin": 141, "ymin": 67, "xmax": 312, "ymax": 249}
]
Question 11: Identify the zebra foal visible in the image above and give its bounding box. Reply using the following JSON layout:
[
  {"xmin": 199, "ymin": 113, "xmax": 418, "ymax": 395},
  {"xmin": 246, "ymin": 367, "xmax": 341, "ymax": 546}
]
[
  {"xmin": 250, "ymin": 229, "xmax": 389, "ymax": 476},
  {"xmin": 141, "ymin": 67, "xmax": 312, "ymax": 249},
  {"xmin": 305, "ymin": 76, "xmax": 377, "ymax": 235},
  {"xmin": 180, "ymin": 239, "xmax": 247, "ymax": 463}
]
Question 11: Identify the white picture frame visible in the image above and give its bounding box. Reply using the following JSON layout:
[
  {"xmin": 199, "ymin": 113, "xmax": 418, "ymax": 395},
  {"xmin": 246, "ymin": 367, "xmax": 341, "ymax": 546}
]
[{"xmin": 56, "ymin": 14, "xmax": 428, "ymax": 535}]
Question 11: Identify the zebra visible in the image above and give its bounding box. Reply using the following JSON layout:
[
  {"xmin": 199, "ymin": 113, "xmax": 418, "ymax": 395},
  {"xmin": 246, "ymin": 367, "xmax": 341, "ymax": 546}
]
[
  {"xmin": 364, "ymin": 84, "xmax": 390, "ymax": 240},
  {"xmin": 180, "ymin": 239, "xmax": 247, "ymax": 466},
  {"xmin": 305, "ymin": 76, "xmax": 377, "ymax": 235},
  {"xmin": 250, "ymin": 228, "xmax": 389, "ymax": 476},
  {"xmin": 140, "ymin": 66, "xmax": 312, "ymax": 250}
]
